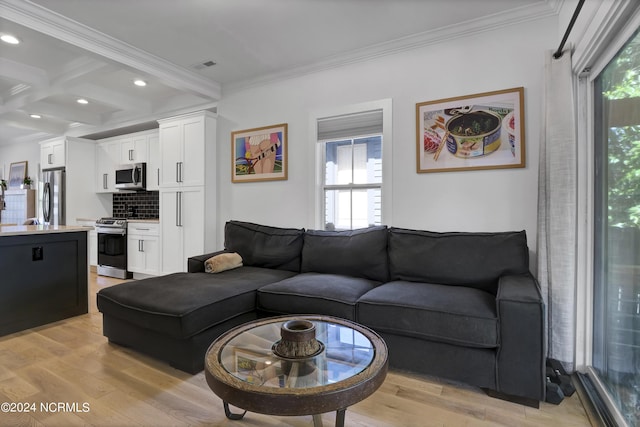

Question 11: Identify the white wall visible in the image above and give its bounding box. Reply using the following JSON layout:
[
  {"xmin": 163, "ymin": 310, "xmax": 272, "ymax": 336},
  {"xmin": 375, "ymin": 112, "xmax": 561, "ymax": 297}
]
[
  {"xmin": 0, "ymin": 141, "xmax": 40, "ymax": 186},
  {"xmin": 217, "ymin": 16, "xmax": 558, "ymax": 267}
]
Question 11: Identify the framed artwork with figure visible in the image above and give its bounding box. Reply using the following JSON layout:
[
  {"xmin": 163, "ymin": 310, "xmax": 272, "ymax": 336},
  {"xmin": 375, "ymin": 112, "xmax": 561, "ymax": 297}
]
[{"xmin": 232, "ymin": 123, "xmax": 288, "ymax": 183}]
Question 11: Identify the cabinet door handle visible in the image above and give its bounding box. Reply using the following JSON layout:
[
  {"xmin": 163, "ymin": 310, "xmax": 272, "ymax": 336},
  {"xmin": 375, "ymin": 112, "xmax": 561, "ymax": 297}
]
[
  {"xmin": 178, "ymin": 191, "xmax": 183, "ymax": 227},
  {"xmin": 138, "ymin": 240, "xmax": 144, "ymax": 252},
  {"xmin": 129, "ymin": 149, "xmax": 134, "ymax": 161},
  {"xmin": 157, "ymin": 168, "xmax": 160, "ymax": 186},
  {"xmin": 179, "ymin": 162, "xmax": 184, "ymax": 182},
  {"xmin": 176, "ymin": 162, "xmax": 180, "ymax": 183},
  {"xmin": 103, "ymin": 173, "xmax": 108, "ymax": 190},
  {"xmin": 175, "ymin": 192, "xmax": 182, "ymax": 227},
  {"xmin": 48, "ymin": 153, "xmax": 52, "ymax": 164}
]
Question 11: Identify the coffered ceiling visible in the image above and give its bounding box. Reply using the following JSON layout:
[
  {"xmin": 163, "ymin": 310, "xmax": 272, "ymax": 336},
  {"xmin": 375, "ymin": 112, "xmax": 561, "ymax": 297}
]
[{"xmin": 0, "ymin": 0, "xmax": 559, "ymax": 145}]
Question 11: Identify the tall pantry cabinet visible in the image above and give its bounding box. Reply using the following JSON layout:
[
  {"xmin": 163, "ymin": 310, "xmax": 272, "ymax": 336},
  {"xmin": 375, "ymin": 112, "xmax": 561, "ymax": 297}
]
[{"xmin": 158, "ymin": 111, "xmax": 217, "ymax": 273}]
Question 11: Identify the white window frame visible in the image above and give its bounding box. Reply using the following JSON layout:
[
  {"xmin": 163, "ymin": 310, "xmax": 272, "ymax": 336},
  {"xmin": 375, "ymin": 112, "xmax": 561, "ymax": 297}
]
[
  {"xmin": 308, "ymin": 99, "xmax": 392, "ymax": 230},
  {"xmin": 322, "ymin": 136, "xmax": 382, "ymax": 230}
]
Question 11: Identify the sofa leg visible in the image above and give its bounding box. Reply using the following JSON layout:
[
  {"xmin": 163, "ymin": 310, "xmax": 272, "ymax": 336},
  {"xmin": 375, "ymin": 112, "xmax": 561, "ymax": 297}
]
[{"xmin": 482, "ymin": 388, "xmax": 540, "ymax": 408}]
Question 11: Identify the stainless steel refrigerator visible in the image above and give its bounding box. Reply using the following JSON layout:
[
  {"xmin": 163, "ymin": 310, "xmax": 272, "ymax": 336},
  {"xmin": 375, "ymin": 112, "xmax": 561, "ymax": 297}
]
[{"xmin": 41, "ymin": 168, "xmax": 65, "ymax": 225}]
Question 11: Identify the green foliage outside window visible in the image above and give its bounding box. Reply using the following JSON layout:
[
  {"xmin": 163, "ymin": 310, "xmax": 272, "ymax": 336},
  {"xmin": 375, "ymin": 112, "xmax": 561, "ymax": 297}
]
[{"xmin": 602, "ymin": 39, "xmax": 640, "ymax": 226}]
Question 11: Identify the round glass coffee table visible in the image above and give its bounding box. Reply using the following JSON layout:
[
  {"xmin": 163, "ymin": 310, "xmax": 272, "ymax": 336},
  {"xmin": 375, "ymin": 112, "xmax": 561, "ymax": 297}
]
[{"xmin": 204, "ymin": 315, "xmax": 388, "ymax": 427}]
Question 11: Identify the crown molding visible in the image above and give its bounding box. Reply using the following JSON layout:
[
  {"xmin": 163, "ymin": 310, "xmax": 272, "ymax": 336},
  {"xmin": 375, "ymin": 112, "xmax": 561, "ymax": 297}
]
[
  {"xmin": 224, "ymin": 1, "xmax": 560, "ymax": 95},
  {"xmin": 0, "ymin": 0, "xmax": 221, "ymax": 101}
]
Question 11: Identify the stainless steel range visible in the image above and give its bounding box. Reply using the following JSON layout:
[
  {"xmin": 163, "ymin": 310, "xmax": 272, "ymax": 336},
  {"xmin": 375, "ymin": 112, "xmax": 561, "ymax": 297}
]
[{"xmin": 96, "ymin": 217, "xmax": 132, "ymax": 279}]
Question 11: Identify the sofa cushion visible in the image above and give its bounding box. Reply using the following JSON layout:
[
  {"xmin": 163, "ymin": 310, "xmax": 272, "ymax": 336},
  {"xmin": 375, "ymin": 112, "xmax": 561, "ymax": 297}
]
[
  {"xmin": 97, "ymin": 266, "xmax": 297, "ymax": 339},
  {"xmin": 257, "ymin": 272, "xmax": 380, "ymax": 320},
  {"xmin": 301, "ymin": 226, "xmax": 389, "ymax": 282},
  {"xmin": 357, "ymin": 281, "xmax": 498, "ymax": 348},
  {"xmin": 388, "ymin": 228, "xmax": 529, "ymax": 293},
  {"xmin": 224, "ymin": 221, "xmax": 305, "ymax": 272}
]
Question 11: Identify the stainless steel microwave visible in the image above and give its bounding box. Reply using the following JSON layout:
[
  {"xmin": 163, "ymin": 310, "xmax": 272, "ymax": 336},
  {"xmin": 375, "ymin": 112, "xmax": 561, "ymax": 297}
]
[{"xmin": 115, "ymin": 163, "xmax": 146, "ymax": 190}]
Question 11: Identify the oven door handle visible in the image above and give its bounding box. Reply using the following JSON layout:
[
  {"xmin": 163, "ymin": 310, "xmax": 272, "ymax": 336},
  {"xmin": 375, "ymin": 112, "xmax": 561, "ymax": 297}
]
[{"xmin": 96, "ymin": 227, "xmax": 126, "ymax": 236}]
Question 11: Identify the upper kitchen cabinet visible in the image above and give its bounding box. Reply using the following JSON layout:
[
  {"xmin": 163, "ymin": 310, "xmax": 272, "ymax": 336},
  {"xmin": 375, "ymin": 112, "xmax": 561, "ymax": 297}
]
[
  {"xmin": 95, "ymin": 129, "xmax": 159, "ymax": 193},
  {"xmin": 40, "ymin": 138, "xmax": 66, "ymax": 169},
  {"xmin": 158, "ymin": 111, "xmax": 217, "ymax": 188},
  {"xmin": 120, "ymin": 134, "xmax": 148, "ymax": 164}
]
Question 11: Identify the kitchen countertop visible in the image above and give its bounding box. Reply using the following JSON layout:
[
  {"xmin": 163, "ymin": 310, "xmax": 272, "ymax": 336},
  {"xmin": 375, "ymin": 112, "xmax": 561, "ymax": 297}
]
[{"xmin": 0, "ymin": 225, "xmax": 92, "ymax": 237}]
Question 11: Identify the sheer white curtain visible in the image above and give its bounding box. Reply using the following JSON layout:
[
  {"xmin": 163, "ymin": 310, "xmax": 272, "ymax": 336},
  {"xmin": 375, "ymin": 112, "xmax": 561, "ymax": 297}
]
[{"xmin": 537, "ymin": 51, "xmax": 577, "ymax": 369}]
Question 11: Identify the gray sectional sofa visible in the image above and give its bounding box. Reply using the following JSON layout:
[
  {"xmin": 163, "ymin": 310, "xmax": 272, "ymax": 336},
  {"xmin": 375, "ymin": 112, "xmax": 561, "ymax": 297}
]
[{"xmin": 97, "ymin": 220, "xmax": 545, "ymax": 406}]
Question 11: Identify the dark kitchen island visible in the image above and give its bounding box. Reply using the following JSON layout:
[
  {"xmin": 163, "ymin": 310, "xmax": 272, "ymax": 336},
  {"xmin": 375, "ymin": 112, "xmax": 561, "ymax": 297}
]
[{"xmin": 0, "ymin": 225, "xmax": 90, "ymax": 336}]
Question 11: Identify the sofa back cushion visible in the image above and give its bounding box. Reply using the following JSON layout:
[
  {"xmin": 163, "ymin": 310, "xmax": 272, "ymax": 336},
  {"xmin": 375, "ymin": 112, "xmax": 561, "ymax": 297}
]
[
  {"xmin": 388, "ymin": 228, "xmax": 529, "ymax": 293},
  {"xmin": 301, "ymin": 226, "xmax": 389, "ymax": 282},
  {"xmin": 224, "ymin": 221, "xmax": 304, "ymax": 272}
]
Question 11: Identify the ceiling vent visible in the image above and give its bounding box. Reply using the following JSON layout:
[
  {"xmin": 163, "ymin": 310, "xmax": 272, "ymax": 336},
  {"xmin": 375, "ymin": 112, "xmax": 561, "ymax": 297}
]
[{"xmin": 192, "ymin": 60, "xmax": 217, "ymax": 70}]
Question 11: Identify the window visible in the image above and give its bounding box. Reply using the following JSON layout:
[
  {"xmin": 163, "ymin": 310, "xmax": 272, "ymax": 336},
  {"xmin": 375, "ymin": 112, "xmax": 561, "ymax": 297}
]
[
  {"xmin": 593, "ymin": 27, "xmax": 640, "ymax": 426},
  {"xmin": 317, "ymin": 109, "xmax": 384, "ymax": 230}
]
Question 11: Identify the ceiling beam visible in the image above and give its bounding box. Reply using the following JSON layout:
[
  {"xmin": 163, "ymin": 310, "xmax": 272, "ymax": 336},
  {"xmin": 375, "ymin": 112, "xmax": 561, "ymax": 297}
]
[
  {"xmin": 0, "ymin": 57, "xmax": 49, "ymax": 88},
  {"xmin": 29, "ymin": 100, "xmax": 103, "ymax": 126},
  {"xmin": 68, "ymin": 82, "xmax": 152, "ymax": 114},
  {"xmin": 1, "ymin": 116, "xmax": 68, "ymax": 135},
  {"xmin": 1, "ymin": 0, "xmax": 222, "ymax": 101}
]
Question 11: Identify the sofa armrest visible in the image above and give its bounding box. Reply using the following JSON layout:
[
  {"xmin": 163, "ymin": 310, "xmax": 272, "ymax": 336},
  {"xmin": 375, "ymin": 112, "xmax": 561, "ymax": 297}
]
[
  {"xmin": 496, "ymin": 273, "xmax": 545, "ymax": 401},
  {"xmin": 187, "ymin": 250, "xmax": 229, "ymax": 273}
]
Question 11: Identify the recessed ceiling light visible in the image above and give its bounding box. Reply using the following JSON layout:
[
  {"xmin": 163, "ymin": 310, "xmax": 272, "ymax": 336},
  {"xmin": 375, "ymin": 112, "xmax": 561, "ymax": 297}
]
[
  {"xmin": 30, "ymin": 114, "xmax": 41, "ymax": 119},
  {"xmin": 134, "ymin": 79, "xmax": 147, "ymax": 87},
  {"xmin": 77, "ymin": 98, "xmax": 89, "ymax": 104},
  {"xmin": 1, "ymin": 34, "xmax": 20, "ymax": 45}
]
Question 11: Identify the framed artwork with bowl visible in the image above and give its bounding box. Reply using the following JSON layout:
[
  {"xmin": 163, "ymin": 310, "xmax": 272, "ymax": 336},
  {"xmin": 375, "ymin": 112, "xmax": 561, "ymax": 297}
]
[{"xmin": 416, "ymin": 87, "xmax": 525, "ymax": 173}]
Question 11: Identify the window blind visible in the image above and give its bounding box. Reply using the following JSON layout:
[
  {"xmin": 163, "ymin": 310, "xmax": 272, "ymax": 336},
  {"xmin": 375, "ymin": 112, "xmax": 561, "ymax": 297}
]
[{"xmin": 317, "ymin": 109, "xmax": 383, "ymax": 141}]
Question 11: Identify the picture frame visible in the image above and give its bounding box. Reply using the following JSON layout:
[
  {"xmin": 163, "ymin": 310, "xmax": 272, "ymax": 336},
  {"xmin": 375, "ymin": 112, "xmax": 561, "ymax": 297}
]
[
  {"xmin": 8, "ymin": 161, "xmax": 27, "ymax": 188},
  {"xmin": 416, "ymin": 87, "xmax": 525, "ymax": 173},
  {"xmin": 232, "ymin": 123, "xmax": 288, "ymax": 183}
]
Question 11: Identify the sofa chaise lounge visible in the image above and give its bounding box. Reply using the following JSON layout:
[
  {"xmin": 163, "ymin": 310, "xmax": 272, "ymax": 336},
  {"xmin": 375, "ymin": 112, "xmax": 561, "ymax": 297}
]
[{"xmin": 97, "ymin": 220, "xmax": 545, "ymax": 406}]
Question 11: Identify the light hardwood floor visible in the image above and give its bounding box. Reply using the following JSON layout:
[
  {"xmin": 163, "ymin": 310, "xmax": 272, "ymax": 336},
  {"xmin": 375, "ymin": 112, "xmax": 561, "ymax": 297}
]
[{"xmin": 0, "ymin": 273, "xmax": 592, "ymax": 426}]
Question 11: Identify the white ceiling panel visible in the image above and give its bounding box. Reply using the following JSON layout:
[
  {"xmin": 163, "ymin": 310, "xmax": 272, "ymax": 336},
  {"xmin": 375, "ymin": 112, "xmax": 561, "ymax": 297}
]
[{"xmin": 0, "ymin": 0, "xmax": 556, "ymax": 145}]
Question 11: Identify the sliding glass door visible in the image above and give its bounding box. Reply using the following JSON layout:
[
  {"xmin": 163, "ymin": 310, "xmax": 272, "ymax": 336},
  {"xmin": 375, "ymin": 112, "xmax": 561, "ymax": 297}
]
[{"xmin": 593, "ymin": 28, "xmax": 640, "ymax": 426}]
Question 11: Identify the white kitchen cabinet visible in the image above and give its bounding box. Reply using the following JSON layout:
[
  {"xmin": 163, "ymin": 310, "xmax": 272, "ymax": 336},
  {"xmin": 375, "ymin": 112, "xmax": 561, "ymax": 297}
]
[
  {"xmin": 39, "ymin": 137, "xmax": 110, "ymax": 225},
  {"xmin": 95, "ymin": 130, "xmax": 158, "ymax": 193},
  {"xmin": 160, "ymin": 187, "xmax": 204, "ymax": 274},
  {"xmin": 40, "ymin": 138, "xmax": 66, "ymax": 169},
  {"xmin": 128, "ymin": 222, "xmax": 160, "ymax": 276},
  {"xmin": 120, "ymin": 135, "xmax": 148, "ymax": 164},
  {"xmin": 75, "ymin": 219, "xmax": 98, "ymax": 266},
  {"xmin": 95, "ymin": 141, "xmax": 119, "ymax": 193},
  {"xmin": 158, "ymin": 111, "xmax": 216, "ymax": 273},
  {"xmin": 147, "ymin": 132, "xmax": 160, "ymax": 191},
  {"xmin": 158, "ymin": 111, "xmax": 216, "ymax": 188}
]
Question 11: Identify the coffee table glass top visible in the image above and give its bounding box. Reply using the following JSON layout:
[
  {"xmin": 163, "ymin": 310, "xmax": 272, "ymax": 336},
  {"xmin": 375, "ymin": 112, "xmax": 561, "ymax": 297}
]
[{"xmin": 218, "ymin": 317, "xmax": 375, "ymax": 389}]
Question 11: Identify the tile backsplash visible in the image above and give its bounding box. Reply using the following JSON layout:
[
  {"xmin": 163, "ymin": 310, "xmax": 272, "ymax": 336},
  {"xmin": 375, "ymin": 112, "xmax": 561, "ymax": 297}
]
[{"xmin": 113, "ymin": 191, "xmax": 159, "ymax": 219}]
